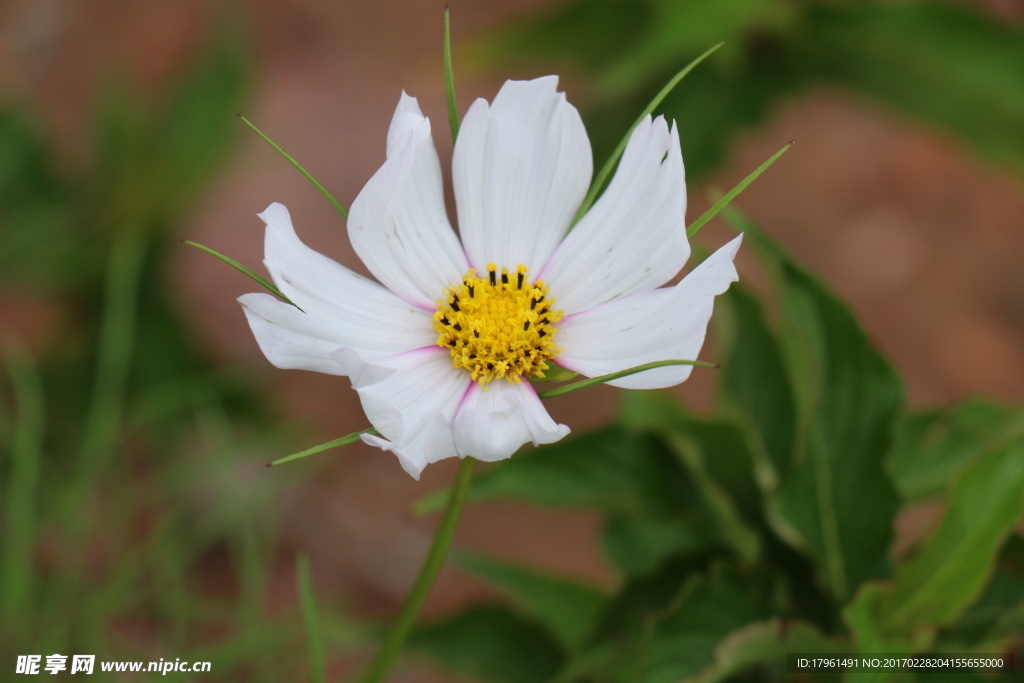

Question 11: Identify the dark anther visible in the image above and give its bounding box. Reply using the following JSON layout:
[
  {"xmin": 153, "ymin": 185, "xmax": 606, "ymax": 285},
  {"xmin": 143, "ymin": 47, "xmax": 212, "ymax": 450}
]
[
  {"xmin": 453, "ymin": 322, "xmax": 462, "ymax": 331},
  {"xmin": 473, "ymin": 330, "xmax": 480, "ymax": 338},
  {"xmin": 450, "ymin": 300, "xmax": 460, "ymax": 312},
  {"xmin": 517, "ymin": 272, "xmax": 524, "ymax": 289},
  {"xmin": 440, "ymin": 316, "xmax": 450, "ymax": 326},
  {"xmin": 523, "ymin": 321, "xmax": 531, "ymax": 331},
  {"xmin": 468, "ymin": 284, "xmax": 474, "ymax": 297},
  {"xmin": 489, "ymin": 270, "xmax": 496, "ymax": 286},
  {"xmin": 539, "ymin": 318, "xmax": 549, "ymax": 325},
  {"xmin": 530, "ymin": 298, "xmax": 538, "ymax": 310},
  {"xmin": 538, "ymin": 330, "xmax": 547, "ymax": 338},
  {"xmin": 487, "ymin": 362, "xmax": 495, "ymax": 370},
  {"xmin": 501, "ymin": 272, "xmax": 509, "ymax": 285}
]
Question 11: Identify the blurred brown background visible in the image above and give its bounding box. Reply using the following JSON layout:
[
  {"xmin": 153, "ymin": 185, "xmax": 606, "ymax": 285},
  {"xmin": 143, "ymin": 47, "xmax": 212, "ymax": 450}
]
[{"xmin": 2, "ymin": 0, "xmax": 1023, "ymax": 678}]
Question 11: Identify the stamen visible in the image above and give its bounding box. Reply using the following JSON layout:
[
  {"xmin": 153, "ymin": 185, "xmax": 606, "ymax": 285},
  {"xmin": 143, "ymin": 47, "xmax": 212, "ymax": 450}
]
[{"xmin": 433, "ymin": 264, "xmax": 563, "ymax": 385}]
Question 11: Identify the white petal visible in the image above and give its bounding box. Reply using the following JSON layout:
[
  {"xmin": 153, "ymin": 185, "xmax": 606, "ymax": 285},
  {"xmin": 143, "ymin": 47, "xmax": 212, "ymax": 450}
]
[
  {"xmin": 452, "ymin": 380, "xmax": 570, "ymax": 462},
  {"xmin": 555, "ymin": 235, "xmax": 742, "ymax": 389},
  {"xmin": 453, "ymin": 76, "xmax": 592, "ymax": 273},
  {"xmin": 348, "ymin": 94, "xmax": 469, "ymax": 309},
  {"xmin": 240, "ymin": 293, "xmax": 348, "ymax": 375},
  {"xmin": 331, "ymin": 346, "xmax": 470, "ymax": 480},
  {"xmin": 541, "ymin": 116, "xmax": 688, "ymax": 314},
  {"xmin": 257, "ymin": 202, "xmax": 436, "ymax": 362}
]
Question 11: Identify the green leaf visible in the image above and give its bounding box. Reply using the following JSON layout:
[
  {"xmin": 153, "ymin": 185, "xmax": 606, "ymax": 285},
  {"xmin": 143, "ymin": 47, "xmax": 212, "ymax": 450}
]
[
  {"xmin": 683, "ymin": 619, "xmax": 841, "ymax": 683},
  {"xmin": 641, "ymin": 564, "xmax": 772, "ymax": 683},
  {"xmin": 938, "ymin": 562, "xmax": 1024, "ymax": 648},
  {"xmin": 881, "ymin": 442, "xmax": 1024, "ymax": 632},
  {"xmin": 731, "ymin": 211, "xmax": 903, "ymax": 601},
  {"xmin": 410, "ymin": 606, "xmax": 564, "ymax": 683},
  {"xmin": 416, "ymin": 426, "xmax": 693, "ymax": 518},
  {"xmin": 455, "ymin": 552, "xmax": 607, "ymax": 649},
  {"xmin": 621, "ymin": 392, "xmax": 762, "ymax": 563},
  {"xmin": 602, "ymin": 516, "xmax": 717, "ymax": 578},
  {"xmin": 844, "ymin": 442, "xmax": 1024, "ymax": 661},
  {"xmin": 716, "ymin": 285, "xmax": 795, "ymax": 484},
  {"xmin": 888, "ymin": 401, "xmax": 1024, "ymax": 501}
]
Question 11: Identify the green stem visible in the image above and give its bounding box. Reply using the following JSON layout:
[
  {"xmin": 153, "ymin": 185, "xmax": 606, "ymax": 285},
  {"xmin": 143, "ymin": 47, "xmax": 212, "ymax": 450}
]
[{"xmin": 361, "ymin": 456, "xmax": 478, "ymax": 683}]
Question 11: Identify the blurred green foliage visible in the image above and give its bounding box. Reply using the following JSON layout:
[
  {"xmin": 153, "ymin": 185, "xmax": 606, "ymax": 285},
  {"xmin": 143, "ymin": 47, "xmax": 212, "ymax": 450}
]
[
  {"xmin": 0, "ymin": 30, "xmax": 355, "ymax": 681},
  {"xmin": 478, "ymin": 0, "xmax": 1024, "ymax": 182}
]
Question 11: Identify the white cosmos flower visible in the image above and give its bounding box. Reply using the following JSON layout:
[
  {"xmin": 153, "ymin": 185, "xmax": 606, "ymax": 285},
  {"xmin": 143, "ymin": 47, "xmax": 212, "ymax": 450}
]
[{"xmin": 239, "ymin": 76, "xmax": 742, "ymax": 480}]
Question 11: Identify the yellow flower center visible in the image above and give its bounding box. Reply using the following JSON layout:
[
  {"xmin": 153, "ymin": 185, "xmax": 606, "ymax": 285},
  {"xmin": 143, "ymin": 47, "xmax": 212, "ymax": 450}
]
[{"xmin": 434, "ymin": 263, "xmax": 563, "ymax": 385}]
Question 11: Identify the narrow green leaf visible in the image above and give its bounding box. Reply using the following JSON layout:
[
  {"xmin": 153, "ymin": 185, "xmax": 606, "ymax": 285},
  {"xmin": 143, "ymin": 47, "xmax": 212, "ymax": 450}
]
[
  {"xmin": 456, "ymin": 552, "xmax": 607, "ymax": 649},
  {"xmin": 687, "ymin": 142, "xmax": 792, "ymax": 239},
  {"xmin": 572, "ymin": 42, "xmax": 725, "ymax": 226},
  {"xmin": 443, "ymin": 7, "xmax": 460, "ymax": 143},
  {"xmin": 2, "ymin": 339, "xmax": 44, "ymax": 624},
  {"xmin": 238, "ymin": 115, "xmax": 349, "ymax": 219},
  {"xmin": 184, "ymin": 240, "xmax": 301, "ymax": 310},
  {"xmin": 268, "ymin": 428, "xmax": 378, "ymax": 467},
  {"xmin": 536, "ymin": 359, "xmax": 717, "ymax": 400},
  {"xmin": 410, "ymin": 606, "xmax": 565, "ymax": 683},
  {"xmin": 296, "ymin": 555, "xmax": 327, "ymax": 683}
]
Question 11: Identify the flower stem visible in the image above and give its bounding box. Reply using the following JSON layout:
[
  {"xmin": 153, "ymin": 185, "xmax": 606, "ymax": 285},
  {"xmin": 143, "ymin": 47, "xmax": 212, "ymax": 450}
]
[{"xmin": 361, "ymin": 455, "xmax": 479, "ymax": 683}]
